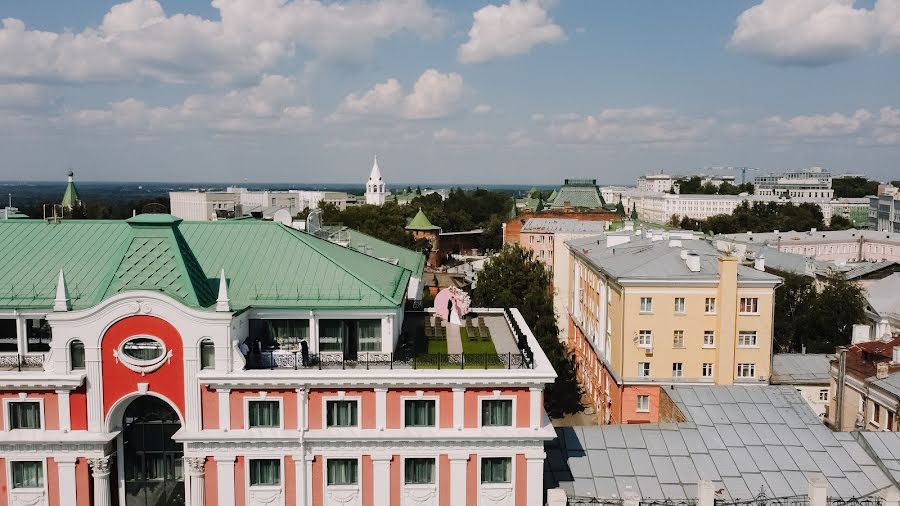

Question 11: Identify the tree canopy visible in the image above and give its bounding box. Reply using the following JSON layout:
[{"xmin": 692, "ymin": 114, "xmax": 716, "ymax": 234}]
[
  {"xmin": 832, "ymin": 177, "xmax": 879, "ymax": 198},
  {"xmin": 472, "ymin": 245, "xmax": 583, "ymax": 418},
  {"xmin": 677, "ymin": 176, "xmax": 753, "ymax": 195}
]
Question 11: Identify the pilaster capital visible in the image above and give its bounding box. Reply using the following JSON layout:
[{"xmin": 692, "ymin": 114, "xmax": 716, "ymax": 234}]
[
  {"xmin": 214, "ymin": 455, "xmax": 236, "ymax": 464},
  {"xmin": 452, "ymin": 387, "xmax": 466, "ymax": 393},
  {"xmin": 448, "ymin": 452, "xmax": 470, "ymax": 462},
  {"xmin": 370, "ymin": 454, "xmax": 393, "ymax": 463},
  {"xmin": 88, "ymin": 456, "xmax": 112, "ymax": 477},
  {"xmin": 184, "ymin": 456, "xmax": 207, "ymax": 476}
]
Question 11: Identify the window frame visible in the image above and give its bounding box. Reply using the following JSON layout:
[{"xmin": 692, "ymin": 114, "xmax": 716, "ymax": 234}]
[
  {"xmin": 479, "ymin": 456, "xmax": 514, "ymax": 486},
  {"xmin": 199, "ymin": 339, "xmax": 215, "ymax": 370},
  {"xmin": 637, "ymin": 362, "xmax": 651, "ymax": 378},
  {"xmin": 244, "ymin": 396, "xmax": 284, "ymax": 430},
  {"xmin": 636, "ymin": 395, "xmax": 650, "ymax": 413},
  {"xmin": 704, "ymin": 297, "xmax": 716, "ymax": 314},
  {"xmin": 672, "ymin": 362, "xmax": 683, "ymax": 378},
  {"xmin": 402, "ymin": 396, "xmax": 439, "ymax": 428},
  {"xmin": 8, "ymin": 459, "xmax": 46, "ymax": 491},
  {"xmin": 24, "ymin": 318, "xmax": 51, "ymax": 354},
  {"xmin": 637, "ymin": 330, "xmax": 652, "ymax": 348},
  {"xmin": 818, "ymin": 389, "xmax": 829, "ymax": 402},
  {"xmin": 325, "ymin": 457, "xmax": 360, "ymax": 487},
  {"xmin": 323, "ymin": 397, "xmax": 361, "ymax": 429},
  {"xmin": 702, "ymin": 363, "xmax": 714, "ymax": 378},
  {"xmin": 737, "ymin": 331, "xmax": 758, "ymax": 348},
  {"xmin": 478, "ymin": 396, "xmax": 516, "ymax": 428},
  {"xmin": 246, "ymin": 457, "xmax": 283, "ymax": 488},
  {"xmin": 0, "ymin": 318, "xmax": 18, "ymax": 354},
  {"xmin": 402, "ymin": 457, "xmax": 437, "ymax": 486},
  {"xmin": 736, "ymin": 363, "xmax": 757, "ymax": 379},
  {"xmin": 4, "ymin": 398, "xmax": 44, "ymax": 431},
  {"xmin": 672, "ymin": 330, "xmax": 684, "ymax": 349},
  {"xmin": 673, "ymin": 297, "xmax": 685, "ymax": 314},
  {"xmin": 739, "ymin": 297, "xmax": 760, "ymax": 315},
  {"xmin": 703, "ymin": 331, "xmax": 716, "ymax": 348},
  {"xmin": 69, "ymin": 339, "xmax": 85, "ymax": 371},
  {"xmin": 639, "ymin": 297, "xmax": 653, "ymax": 314}
]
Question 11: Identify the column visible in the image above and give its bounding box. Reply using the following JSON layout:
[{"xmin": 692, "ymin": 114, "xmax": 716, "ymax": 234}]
[
  {"xmin": 56, "ymin": 457, "xmax": 78, "ymax": 503},
  {"xmin": 86, "ymin": 360, "xmax": 104, "ymax": 431},
  {"xmin": 185, "ymin": 457, "xmax": 206, "ymax": 506},
  {"xmin": 372, "ymin": 455, "xmax": 392, "ymax": 503},
  {"xmin": 215, "ymin": 456, "xmax": 236, "ymax": 506},
  {"xmin": 808, "ymin": 476, "xmax": 827, "ymax": 506},
  {"xmin": 529, "ymin": 387, "xmax": 542, "ymax": 430},
  {"xmin": 218, "ymin": 389, "xmax": 231, "ymax": 431},
  {"xmin": 374, "ymin": 388, "xmax": 387, "ymax": 430},
  {"xmin": 293, "ymin": 454, "xmax": 308, "ymax": 506},
  {"xmin": 57, "ymin": 389, "xmax": 71, "ymax": 432},
  {"xmin": 452, "ymin": 388, "xmax": 465, "ymax": 430},
  {"xmin": 88, "ymin": 457, "xmax": 112, "ymax": 506},
  {"xmin": 525, "ymin": 453, "xmax": 545, "ymax": 506},
  {"xmin": 296, "ymin": 388, "xmax": 308, "ymax": 431},
  {"xmin": 697, "ymin": 480, "xmax": 715, "ymax": 506},
  {"xmin": 448, "ymin": 453, "xmax": 468, "ymax": 506},
  {"xmin": 184, "ymin": 359, "xmax": 201, "ymax": 432},
  {"xmin": 305, "ymin": 459, "xmax": 314, "ymax": 506}
]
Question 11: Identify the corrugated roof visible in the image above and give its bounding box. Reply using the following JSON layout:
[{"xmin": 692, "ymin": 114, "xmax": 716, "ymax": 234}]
[
  {"xmin": 547, "ymin": 182, "xmax": 608, "ymax": 210},
  {"xmin": 866, "ymin": 273, "xmax": 900, "ymax": 321},
  {"xmin": 324, "ymin": 227, "xmax": 425, "ymax": 279},
  {"xmin": 522, "ymin": 218, "xmax": 608, "ymax": 233},
  {"xmin": 0, "ymin": 217, "xmax": 410, "ymax": 310},
  {"xmin": 771, "ymin": 354, "xmax": 832, "ymax": 385},
  {"xmin": 547, "ymin": 385, "xmax": 897, "ymax": 500}
]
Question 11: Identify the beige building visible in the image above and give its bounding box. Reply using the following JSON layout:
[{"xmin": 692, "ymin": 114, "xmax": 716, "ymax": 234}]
[
  {"xmin": 565, "ymin": 232, "xmax": 781, "ymax": 424},
  {"xmin": 717, "ymin": 229, "xmax": 900, "ymax": 263},
  {"xmin": 829, "ymin": 328, "xmax": 900, "ymax": 432}
]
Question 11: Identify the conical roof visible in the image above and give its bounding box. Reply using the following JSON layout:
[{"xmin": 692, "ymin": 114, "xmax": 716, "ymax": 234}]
[
  {"xmin": 405, "ymin": 208, "xmax": 440, "ymax": 231},
  {"xmin": 61, "ymin": 170, "xmax": 81, "ymax": 209},
  {"xmin": 368, "ymin": 155, "xmax": 382, "ymax": 182}
]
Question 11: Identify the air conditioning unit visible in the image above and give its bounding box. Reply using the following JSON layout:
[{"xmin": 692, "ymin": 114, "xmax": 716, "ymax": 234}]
[{"xmin": 644, "ymin": 346, "xmax": 653, "ymax": 355}]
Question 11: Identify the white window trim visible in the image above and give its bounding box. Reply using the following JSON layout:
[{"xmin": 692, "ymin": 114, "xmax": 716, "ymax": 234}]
[
  {"xmin": 243, "ymin": 395, "xmax": 284, "ymax": 430},
  {"xmin": 637, "ymin": 331, "xmax": 653, "ymax": 348},
  {"xmin": 637, "ymin": 362, "xmax": 651, "ymax": 378},
  {"xmin": 400, "ymin": 393, "xmax": 440, "ymax": 428},
  {"xmin": 636, "ymin": 395, "xmax": 651, "ymax": 413},
  {"xmin": 672, "ymin": 363, "xmax": 684, "ymax": 378},
  {"xmin": 245, "ymin": 456, "xmax": 284, "ymax": 489},
  {"xmin": 739, "ymin": 298, "xmax": 760, "ymax": 315},
  {"xmin": 323, "ymin": 394, "xmax": 361, "ymax": 429},
  {"xmin": 704, "ymin": 298, "xmax": 717, "ymax": 315},
  {"xmin": 477, "ymin": 393, "xmax": 517, "ymax": 428},
  {"xmin": 478, "ymin": 454, "xmax": 515, "ymax": 488},
  {"xmin": 3, "ymin": 396, "xmax": 45, "ymax": 432},
  {"xmin": 737, "ymin": 331, "xmax": 759, "ymax": 348},
  {"xmin": 198, "ymin": 339, "xmax": 216, "ymax": 370},
  {"xmin": 401, "ymin": 456, "xmax": 438, "ymax": 487},
  {"xmin": 324, "ymin": 456, "xmax": 361, "ymax": 490},
  {"xmin": 672, "ymin": 331, "xmax": 685, "ymax": 349},
  {"xmin": 67, "ymin": 338, "xmax": 85, "ymax": 373},
  {"xmin": 703, "ymin": 332, "xmax": 716, "ymax": 349},
  {"xmin": 639, "ymin": 297, "xmax": 653, "ymax": 314},
  {"xmin": 702, "ymin": 363, "xmax": 714, "ymax": 378},
  {"xmin": 737, "ymin": 363, "xmax": 757, "ymax": 378},
  {"xmin": 7, "ymin": 457, "xmax": 47, "ymax": 493},
  {"xmin": 673, "ymin": 298, "xmax": 686, "ymax": 315}
]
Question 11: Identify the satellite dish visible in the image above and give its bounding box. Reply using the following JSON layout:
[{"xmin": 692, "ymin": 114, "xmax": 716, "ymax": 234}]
[
  {"xmin": 306, "ymin": 209, "xmax": 322, "ymax": 234},
  {"xmin": 273, "ymin": 208, "xmax": 292, "ymax": 226},
  {"xmin": 142, "ymin": 202, "xmax": 168, "ymax": 214}
]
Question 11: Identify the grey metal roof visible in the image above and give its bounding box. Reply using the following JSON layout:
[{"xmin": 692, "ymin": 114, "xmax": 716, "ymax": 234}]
[
  {"xmin": 566, "ymin": 235, "xmax": 781, "ymax": 284},
  {"xmin": 771, "ymin": 354, "xmax": 832, "ymax": 385},
  {"xmin": 522, "ymin": 218, "xmax": 608, "ymax": 233},
  {"xmin": 870, "ymin": 370, "xmax": 900, "ymax": 397},
  {"xmin": 865, "ymin": 273, "xmax": 900, "ymax": 321},
  {"xmin": 718, "ymin": 229, "xmax": 900, "ymax": 246},
  {"xmin": 547, "ymin": 386, "xmax": 897, "ymax": 500},
  {"xmin": 858, "ymin": 432, "xmax": 900, "ymax": 486}
]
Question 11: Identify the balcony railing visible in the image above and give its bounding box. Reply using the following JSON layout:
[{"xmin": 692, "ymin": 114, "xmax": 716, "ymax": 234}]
[
  {"xmin": 0, "ymin": 354, "xmax": 45, "ymax": 371},
  {"xmin": 245, "ymin": 350, "xmax": 532, "ymax": 370}
]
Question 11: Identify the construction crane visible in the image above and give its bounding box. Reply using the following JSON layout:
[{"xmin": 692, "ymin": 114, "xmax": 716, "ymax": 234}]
[{"xmin": 728, "ymin": 166, "xmax": 760, "ymax": 185}]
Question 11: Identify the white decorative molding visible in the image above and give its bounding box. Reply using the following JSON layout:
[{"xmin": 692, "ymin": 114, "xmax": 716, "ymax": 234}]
[
  {"xmin": 324, "ymin": 488, "xmax": 359, "ymax": 506},
  {"xmin": 9, "ymin": 490, "xmax": 46, "ymax": 506},
  {"xmin": 113, "ymin": 348, "xmax": 172, "ymax": 376},
  {"xmin": 88, "ymin": 456, "xmax": 112, "ymax": 477},
  {"xmin": 403, "ymin": 487, "xmax": 438, "ymax": 506},
  {"xmin": 248, "ymin": 487, "xmax": 284, "ymax": 506},
  {"xmin": 480, "ymin": 486, "xmax": 514, "ymax": 506}
]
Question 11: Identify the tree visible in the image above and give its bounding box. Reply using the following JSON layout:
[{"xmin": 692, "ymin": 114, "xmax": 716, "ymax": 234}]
[
  {"xmin": 804, "ymin": 272, "xmax": 866, "ymax": 353},
  {"xmin": 772, "ymin": 272, "xmax": 816, "ymax": 353},
  {"xmin": 615, "ymin": 201, "xmax": 625, "ymax": 216},
  {"xmin": 832, "ymin": 177, "xmax": 879, "ymax": 198},
  {"xmin": 828, "ymin": 215, "xmax": 853, "ymax": 230},
  {"xmin": 472, "ymin": 245, "xmax": 583, "ymax": 418},
  {"xmin": 630, "ymin": 204, "xmax": 638, "ymax": 221}
]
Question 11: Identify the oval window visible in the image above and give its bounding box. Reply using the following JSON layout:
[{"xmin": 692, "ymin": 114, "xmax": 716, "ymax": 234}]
[{"xmin": 121, "ymin": 337, "xmax": 165, "ymax": 361}]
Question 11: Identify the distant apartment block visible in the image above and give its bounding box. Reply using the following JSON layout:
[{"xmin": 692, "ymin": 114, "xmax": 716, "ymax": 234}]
[
  {"xmin": 717, "ymin": 229, "xmax": 900, "ymax": 263},
  {"xmin": 564, "ymin": 231, "xmax": 781, "ymax": 424},
  {"xmin": 829, "ymin": 328, "xmax": 900, "ymax": 432},
  {"xmin": 637, "ymin": 173, "xmax": 679, "ymax": 193},
  {"xmin": 753, "ymin": 167, "xmax": 834, "ymax": 199},
  {"xmin": 170, "ymin": 187, "xmax": 355, "ymax": 221},
  {"xmin": 870, "ymin": 183, "xmax": 900, "ymax": 233}
]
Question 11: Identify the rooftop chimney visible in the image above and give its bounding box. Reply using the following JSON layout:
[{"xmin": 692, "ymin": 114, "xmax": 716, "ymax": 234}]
[
  {"xmin": 754, "ymin": 255, "xmax": 765, "ymax": 271},
  {"xmin": 851, "ymin": 324, "xmax": 871, "ymax": 344},
  {"xmin": 680, "ymin": 249, "xmax": 689, "ymax": 260},
  {"xmin": 685, "ymin": 252, "xmax": 701, "ymax": 272},
  {"xmin": 668, "ymin": 239, "xmax": 682, "ymax": 248},
  {"xmin": 893, "ymin": 345, "xmax": 900, "ymax": 364},
  {"xmin": 876, "ymin": 362, "xmax": 889, "ymax": 380}
]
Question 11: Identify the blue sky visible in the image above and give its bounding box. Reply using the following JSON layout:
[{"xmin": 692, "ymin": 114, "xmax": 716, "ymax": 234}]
[{"xmin": 0, "ymin": 0, "xmax": 898, "ymax": 184}]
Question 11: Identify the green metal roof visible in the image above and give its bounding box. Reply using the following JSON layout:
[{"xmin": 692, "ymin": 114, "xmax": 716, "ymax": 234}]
[
  {"xmin": 61, "ymin": 174, "xmax": 81, "ymax": 209},
  {"xmin": 344, "ymin": 229, "xmax": 425, "ymax": 279},
  {"xmin": 546, "ymin": 181, "xmax": 607, "ymax": 209},
  {"xmin": 405, "ymin": 208, "xmax": 440, "ymax": 231},
  {"xmin": 0, "ymin": 216, "xmax": 411, "ymax": 311}
]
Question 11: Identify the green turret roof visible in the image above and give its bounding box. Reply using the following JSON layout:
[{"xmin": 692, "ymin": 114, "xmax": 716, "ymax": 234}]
[
  {"xmin": 405, "ymin": 208, "xmax": 440, "ymax": 231},
  {"xmin": 61, "ymin": 170, "xmax": 81, "ymax": 209}
]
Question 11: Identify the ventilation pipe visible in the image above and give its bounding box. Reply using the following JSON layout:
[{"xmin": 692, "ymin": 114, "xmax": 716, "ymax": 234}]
[{"xmin": 685, "ymin": 252, "xmax": 701, "ymax": 272}]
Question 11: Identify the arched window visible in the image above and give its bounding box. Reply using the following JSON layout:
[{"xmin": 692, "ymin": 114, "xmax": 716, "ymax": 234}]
[
  {"xmin": 70, "ymin": 340, "xmax": 85, "ymax": 370},
  {"xmin": 200, "ymin": 340, "xmax": 215, "ymax": 370}
]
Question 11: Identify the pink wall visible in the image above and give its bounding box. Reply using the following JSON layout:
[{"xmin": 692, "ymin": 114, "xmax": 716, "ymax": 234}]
[
  {"xmin": 201, "ymin": 386, "xmax": 218, "ymax": 430},
  {"xmin": 284, "ymin": 456, "xmax": 296, "ymax": 506},
  {"xmin": 76, "ymin": 458, "xmax": 90, "ymax": 506},
  {"xmin": 0, "ymin": 392, "xmax": 59, "ymax": 430},
  {"xmin": 47, "ymin": 458, "xmax": 59, "ymax": 506},
  {"xmin": 390, "ymin": 455, "xmax": 400, "ymax": 506},
  {"xmin": 385, "ymin": 389, "xmax": 453, "ymax": 429},
  {"xmin": 463, "ymin": 388, "xmax": 530, "ymax": 428},
  {"xmin": 361, "ymin": 456, "xmax": 373, "ymax": 506},
  {"xmin": 312, "ymin": 456, "xmax": 322, "ymax": 506},
  {"xmin": 0, "ymin": 458, "xmax": 6, "ymax": 505},
  {"xmin": 515, "ymin": 454, "xmax": 526, "ymax": 506},
  {"xmin": 204, "ymin": 457, "xmax": 218, "ymax": 506},
  {"xmin": 439, "ymin": 455, "xmax": 450, "ymax": 506},
  {"xmin": 622, "ymin": 385, "xmax": 662, "ymax": 424},
  {"xmin": 307, "ymin": 389, "xmax": 375, "ymax": 430},
  {"xmin": 71, "ymin": 385, "xmax": 88, "ymax": 431},
  {"xmin": 234, "ymin": 457, "xmax": 245, "ymax": 506},
  {"xmin": 466, "ymin": 454, "xmax": 477, "ymax": 506},
  {"xmin": 228, "ymin": 389, "xmax": 297, "ymax": 430}
]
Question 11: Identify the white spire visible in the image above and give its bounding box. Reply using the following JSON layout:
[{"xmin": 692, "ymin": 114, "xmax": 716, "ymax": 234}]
[
  {"xmin": 54, "ymin": 269, "xmax": 71, "ymax": 312},
  {"xmin": 216, "ymin": 269, "xmax": 231, "ymax": 312},
  {"xmin": 365, "ymin": 154, "xmax": 387, "ymax": 205},
  {"xmin": 369, "ymin": 155, "xmax": 382, "ymax": 182}
]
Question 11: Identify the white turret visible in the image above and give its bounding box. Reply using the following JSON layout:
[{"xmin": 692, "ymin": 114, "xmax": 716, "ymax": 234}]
[{"xmin": 365, "ymin": 155, "xmax": 387, "ymax": 205}]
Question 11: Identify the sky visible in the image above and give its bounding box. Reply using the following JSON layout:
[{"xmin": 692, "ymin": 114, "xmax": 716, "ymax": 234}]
[{"xmin": 0, "ymin": 0, "xmax": 898, "ymax": 185}]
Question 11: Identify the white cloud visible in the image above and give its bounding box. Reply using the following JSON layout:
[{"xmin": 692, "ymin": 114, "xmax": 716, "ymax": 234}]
[
  {"xmin": 0, "ymin": 84, "xmax": 51, "ymax": 110},
  {"xmin": 0, "ymin": 0, "xmax": 445, "ymax": 84},
  {"xmin": 432, "ymin": 128, "xmax": 491, "ymax": 145},
  {"xmin": 458, "ymin": 0, "xmax": 565, "ymax": 64},
  {"xmin": 762, "ymin": 109, "xmax": 872, "ymax": 137},
  {"xmin": 546, "ymin": 107, "xmax": 714, "ymax": 146},
  {"xmin": 730, "ymin": 0, "xmax": 900, "ymax": 66},
  {"xmin": 507, "ymin": 129, "xmax": 538, "ymax": 147},
  {"xmin": 64, "ymin": 75, "xmax": 314, "ymax": 133},
  {"xmin": 333, "ymin": 68, "xmax": 464, "ymax": 120},
  {"xmin": 473, "ymin": 103, "xmax": 492, "ymax": 114}
]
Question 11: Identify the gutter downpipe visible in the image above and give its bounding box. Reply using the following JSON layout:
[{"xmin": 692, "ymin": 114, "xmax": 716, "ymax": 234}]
[{"xmin": 835, "ymin": 346, "xmax": 847, "ymax": 430}]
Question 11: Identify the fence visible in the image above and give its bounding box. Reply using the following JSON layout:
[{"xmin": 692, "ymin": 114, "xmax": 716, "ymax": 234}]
[{"xmin": 246, "ymin": 350, "xmax": 533, "ymax": 370}]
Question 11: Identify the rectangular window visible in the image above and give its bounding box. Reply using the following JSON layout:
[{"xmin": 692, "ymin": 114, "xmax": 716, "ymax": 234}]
[
  {"xmin": 674, "ymin": 297, "xmax": 685, "ymax": 314},
  {"xmin": 638, "ymin": 362, "xmax": 650, "ymax": 377},
  {"xmin": 672, "ymin": 362, "xmax": 683, "ymax": 378},
  {"xmin": 702, "ymin": 363, "xmax": 713, "ymax": 378},
  {"xmin": 739, "ymin": 298, "xmax": 759, "ymax": 314},
  {"xmin": 404, "ymin": 458, "xmax": 435, "ymax": 485},
  {"xmin": 636, "ymin": 395, "xmax": 650, "ymax": 412},
  {"xmin": 318, "ymin": 320, "xmax": 346, "ymax": 352},
  {"xmin": 404, "ymin": 399, "xmax": 436, "ymax": 427},
  {"xmin": 638, "ymin": 330, "xmax": 652, "ymax": 348},
  {"xmin": 818, "ymin": 389, "xmax": 829, "ymax": 402},
  {"xmin": 248, "ymin": 400, "xmax": 280, "ymax": 428},
  {"xmin": 737, "ymin": 363, "xmax": 756, "ymax": 378},
  {"xmin": 8, "ymin": 401, "xmax": 41, "ymax": 429},
  {"xmin": 250, "ymin": 319, "xmax": 310, "ymax": 350},
  {"xmin": 673, "ymin": 330, "xmax": 684, "ymax": 348},
  {"xmin": 249, "ymin": 459, "xmax": 280, "ymax": 486},
  {"xmin": 200, "ymin": 340, "xmax": 215, "ymax": 369},
  {"xmin": 639, "ymin": 297, "xmax": 653, "ymax": 313},
  {"xmin": 705, "ymin": 298, "xmax": 716, "ymax": 314},
  {"xmin": 481, "ymin": 399, "xmax": 513, "ymax": 427},
  {"xmin": 703, "ymin": 331, "xmax": 715, "ymax": 347},
  {"xmin": 356, "ymin": 319, "xmax": 382, "ymax": 352},
  {"xmin": 326, "ymin": 400, "xmax": 358, "ymax": 428},
  {"xmin": 872, "ymin": 403, "xmax": 882, "ymax": 425},
  {"xmin": 738, "ymin": 331, "xmax": 758, "ymax": 348},
  {"xmin": 12, "ymin": 461, "xmax": 43, "ymax": 489},
  {"xmin": 327, "ymin": 459, "xmax": 358, "ymax": 486},
  {"xmin": 481, "ymin": 457, "xmax": 511, "ymax": 484},
  {"xmin": 0, "ymin": 319, "xmax": 17, "ymax": 353},
  {"xmin": 25, "ymin": 319, "xmax": 51, "ymax": 353}
]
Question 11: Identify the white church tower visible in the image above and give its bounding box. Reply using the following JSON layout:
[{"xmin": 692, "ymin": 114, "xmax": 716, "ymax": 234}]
[{"xmin": 365, "ymin": 155, "xmax": 388, "ymax": 205}]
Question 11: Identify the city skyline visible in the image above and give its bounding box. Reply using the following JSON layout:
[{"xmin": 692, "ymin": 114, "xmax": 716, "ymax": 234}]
[{"xmin": 0, "ymin": 0, "xmax": 899, "ymax": 183}]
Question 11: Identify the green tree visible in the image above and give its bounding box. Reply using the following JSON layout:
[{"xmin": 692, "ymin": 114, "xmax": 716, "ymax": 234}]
[
  {"xmin": 828, "ymin": 215, "xmax": 854, "ymax": 230},
  {"xmin": 472, "ymin": 246, "xmax": 583, "ymax": 418},
  {"xmin": 630, "ymin": 204, "xmax": 638, "ymax": 221},
  {"xmin": 615, "ymin": 201, "xmax": 625, "ymax": 216},
  {"xmin": 804, "ymin": 272, "xmax": 866, "ymax": 353},
  {"xmin": 832, "ymin": 177, "xmax": 879, "ymax": 198},
  {"xmin": 772, "ymin": 272, "xmax": 817, "ymax": 352}
]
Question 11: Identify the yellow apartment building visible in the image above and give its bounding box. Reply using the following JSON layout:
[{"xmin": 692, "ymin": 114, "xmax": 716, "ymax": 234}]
[{"xmin": 565, "ymin": 231, "xmax": 782, "ymax": 423}]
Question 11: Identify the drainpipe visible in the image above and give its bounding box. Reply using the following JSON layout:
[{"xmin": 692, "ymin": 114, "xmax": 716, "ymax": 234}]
[{"xmin": 835, "ymin": 346, "xmax": 847, "ymax": 430}]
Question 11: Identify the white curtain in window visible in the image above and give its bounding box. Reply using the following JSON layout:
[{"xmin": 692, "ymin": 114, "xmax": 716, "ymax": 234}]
[
  {"xmin": 327, "ymin": 401, "xmax": 357, "ymax": 427},
  {"xmin": 404, "ymin": 459, "xmax": 434, "ymax": 485},
  {"xmin": 481, "ymin": 400, "xmax": 512, "ymax": 426},
  {"xmin": 9, "ymin": 402, "xmax": 41, "ymax": 429},
  {"xmin": 327, "ymin": 459, "xmax": 358, "ymax": 486},
  {"xmin": 249, "ymin": 401, "xmax": 280, "ymax": 427},
  {"xmin": 12, "ymin": 461, "xmax": 43, "ymax": 488},
  {"xmin": 268, "ymin": 320, "xmax": 309, "ymax": 349},
  {"xmin": 481, "ymin": 458, "xmax": 510, "ymax": 484},
  {"xmin": 404, "ymin": 400, "xmax": 435, "ymax": 427},
  {"xmin": 357, "ymin": 319, "xmax": 382, "ymax": 352},
  {"xmin": 319, "ymin": 321, "xmax": 346, "ymax": 352},
  {"xmin": 250, "ymin": 459, "xmax": 280, "ymax": 486}
]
